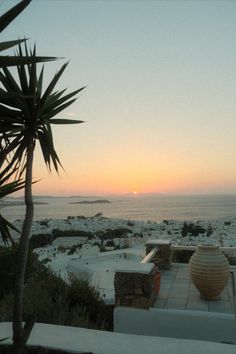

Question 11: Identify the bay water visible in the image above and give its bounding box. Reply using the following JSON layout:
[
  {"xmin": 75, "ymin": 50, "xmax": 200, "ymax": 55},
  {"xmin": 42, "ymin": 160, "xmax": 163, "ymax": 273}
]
[{"xmin": 2, "ymin": 194, "xmax": 236, "ymax": 223}]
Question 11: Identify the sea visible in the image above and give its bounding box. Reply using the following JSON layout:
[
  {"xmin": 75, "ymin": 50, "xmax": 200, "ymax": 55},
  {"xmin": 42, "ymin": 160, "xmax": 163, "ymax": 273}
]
[{"xmin": 1, "ymin": 194, "xmax": 236, "ymax": 223}]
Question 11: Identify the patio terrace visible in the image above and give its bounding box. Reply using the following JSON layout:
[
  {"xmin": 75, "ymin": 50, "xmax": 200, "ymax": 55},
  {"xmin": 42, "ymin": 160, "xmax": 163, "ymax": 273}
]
[{"xmin": 153, "ymin": 262, "xmax": 236, "ymax": 314}]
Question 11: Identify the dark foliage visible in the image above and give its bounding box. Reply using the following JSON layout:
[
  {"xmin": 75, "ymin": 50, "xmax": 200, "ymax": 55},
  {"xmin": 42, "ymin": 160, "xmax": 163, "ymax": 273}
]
[
  {"xmin": 38, "ymin": 220, "xmax": 50, "ymax": 227},
  {"xmin": 29, "ymin": 233, "xmax": 53, "ymax": 249},
  {"xmin": 0, "ymin": 247, "xmax": 113, "ymax": 330},
  {"xmin": 105, "ymin": 240, "xmax": 115, "ymax": 247},
  {"xmin": 181, "ymin": 222, "xmax": 206, "ymax": 237},
  {"xmin": 96, "ymin": 228, "xmax": 132, "ymax": 240},
  {"xmin": 224, "ymin": 221, "xmax": 231, "ymax": 226},
  {"xmin": 0, "ymin": 245, "xmax": 49, "ymax": 301},
  {"xmin": 206, "ymin": 224, "xmax": 213, "ymax": 237},
  {"xmin": 52, "ymin": 229, "xmax": 94, "ymax": 239},
  {"xmin": 67, "ymin": 244, "xmax": 80, "ymax": 255},
  {"xmin": 127, "ymin": 220, "xmax": 134, "ymax": 227}
]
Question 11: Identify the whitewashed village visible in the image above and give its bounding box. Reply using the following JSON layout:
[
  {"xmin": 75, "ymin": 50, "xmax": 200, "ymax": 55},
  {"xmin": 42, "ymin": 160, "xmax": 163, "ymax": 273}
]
[
  {"xmin": 9, "ymin": 214, "xmax": 236, "ymax": 298},
  {"xmin": 1, "ymin": 214, "xmax": 236, "ymax": 353}
]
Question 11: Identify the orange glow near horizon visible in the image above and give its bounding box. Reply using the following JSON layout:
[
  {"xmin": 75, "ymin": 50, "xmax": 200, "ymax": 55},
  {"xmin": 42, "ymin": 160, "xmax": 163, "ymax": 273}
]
[
  {"xmin": 27, "ymin": 139, "xmax": 234, "ymax": 195},
  {"xmin": 26, "ymin": 154, "xmax": 236, "ymax": 196}
]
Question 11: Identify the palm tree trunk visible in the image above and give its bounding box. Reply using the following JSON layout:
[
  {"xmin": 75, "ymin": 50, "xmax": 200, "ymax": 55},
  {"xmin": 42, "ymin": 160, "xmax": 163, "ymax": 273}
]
[{"xmin": 11, "ymin": 139, "xmax": 35, "ymax": 354}]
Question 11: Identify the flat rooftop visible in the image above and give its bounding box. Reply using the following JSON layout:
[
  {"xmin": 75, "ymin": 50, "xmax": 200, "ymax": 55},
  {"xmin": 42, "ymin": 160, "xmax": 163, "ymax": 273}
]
[{"xmin": 153, "ymin": 263, "xmax": 236, "ymax": 314}]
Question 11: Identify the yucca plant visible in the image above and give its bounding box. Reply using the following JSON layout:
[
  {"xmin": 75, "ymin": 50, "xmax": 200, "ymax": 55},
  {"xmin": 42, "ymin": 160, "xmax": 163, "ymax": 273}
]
[
  {"xmin": 0, "ymin": 0, "xmax": 56, "ymax": 67},
  {"xmin": 0, "ymin": 0, "xmax": 57, "ymax": 246},
  {"xmin": 0, "ymin": 3, "xmax": 60, "ymax": 351},
  {"xmin": 0, "ymin": 0, "xmax": 31, "ymax": 68},
  {"xmin": 0, "ymin": 165, "xmax": 25, "ymax": 245},
  {"xmin": 0, "ymin": 44, "xmax": 85, "ymax": 354},
  {"xmin": 0, "ymin": 1, "xmax": 31, "ymax": 34}
]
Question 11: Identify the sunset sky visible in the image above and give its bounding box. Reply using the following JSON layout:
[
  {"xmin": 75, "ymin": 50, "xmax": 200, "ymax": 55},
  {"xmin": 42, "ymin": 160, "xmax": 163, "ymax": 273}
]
[{"xmin": 1, "ymin": 0, "xmax": 236, "ymax": 196}]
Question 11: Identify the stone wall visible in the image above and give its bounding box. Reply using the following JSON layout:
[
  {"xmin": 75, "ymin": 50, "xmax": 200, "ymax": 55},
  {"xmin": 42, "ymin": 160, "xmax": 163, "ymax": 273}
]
[
  {"xmin": 114, "ymin": 265, "xmax": 158, "ymax": 309},
  {"xmin": 146, "ymin": 240, "xmax": 172, "ymax": 270}
]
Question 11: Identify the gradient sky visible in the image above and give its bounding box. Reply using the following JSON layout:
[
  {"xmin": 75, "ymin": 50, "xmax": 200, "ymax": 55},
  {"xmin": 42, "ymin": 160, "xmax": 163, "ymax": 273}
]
[{"xmin": 1, "ymin": 0, "xmax": 236, "ymax": 196}]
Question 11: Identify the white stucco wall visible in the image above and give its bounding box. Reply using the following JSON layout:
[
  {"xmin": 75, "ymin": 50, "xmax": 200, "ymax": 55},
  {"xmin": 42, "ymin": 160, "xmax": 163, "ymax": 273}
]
[
  {"xmin": 0, "ymin": 322, "xmax": 235, "ymax": 354},
  {"xmin": 114, "ymin": 307, "xmax": 236, "ymax": 344}
]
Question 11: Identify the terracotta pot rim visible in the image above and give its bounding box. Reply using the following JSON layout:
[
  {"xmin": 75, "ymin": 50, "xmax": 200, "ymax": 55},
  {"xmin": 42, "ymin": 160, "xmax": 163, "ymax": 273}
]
[{"xmin": 197, "ymin": 244, "xmax": 219, "ymax": 249}]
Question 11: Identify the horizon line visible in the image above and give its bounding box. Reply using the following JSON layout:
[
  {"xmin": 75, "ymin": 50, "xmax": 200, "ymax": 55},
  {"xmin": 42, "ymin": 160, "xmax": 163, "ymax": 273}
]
[{"xmin": 6, "ymin": 192, "xmax": 236, "ymax": 199}]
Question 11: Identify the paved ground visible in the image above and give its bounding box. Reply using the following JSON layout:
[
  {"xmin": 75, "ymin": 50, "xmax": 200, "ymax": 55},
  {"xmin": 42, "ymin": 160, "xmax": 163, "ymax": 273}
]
[{"xmin": 153, "ymin": 263, "xmax": 236, "ymax": 314}]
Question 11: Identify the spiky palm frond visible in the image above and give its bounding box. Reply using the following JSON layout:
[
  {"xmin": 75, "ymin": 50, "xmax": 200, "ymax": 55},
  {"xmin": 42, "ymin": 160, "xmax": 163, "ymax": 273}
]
[
  {"xmin": 0, "ymin": 1, "xmax": 57, "ymax": 67},
  {"xmin": 0, "ymin": 0, "xmax": 31, "ymax": 33},
  {"xmin": 0, "ymin": 39, "xmax": 27, "ymax": 53},
  {"xmin": 0, "ymin": 53, "xmax": 57, "ymax": 67},
  {"xmin": 0, "ymin": 165, "xmax": 25, "ymax": 245},
  {"xmin": 0, "ymin": 44, "xmax": 85, "ymax": 173}
]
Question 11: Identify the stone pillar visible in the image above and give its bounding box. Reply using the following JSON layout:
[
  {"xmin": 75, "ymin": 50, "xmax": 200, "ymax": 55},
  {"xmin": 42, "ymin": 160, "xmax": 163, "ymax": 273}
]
[
  {"xmin": 114, "ymin": 263, "xmax": 157, "ymax": 309},
  {"xmin": 146, "ymin": 239, "xmax": 172, "ymax": 270}
]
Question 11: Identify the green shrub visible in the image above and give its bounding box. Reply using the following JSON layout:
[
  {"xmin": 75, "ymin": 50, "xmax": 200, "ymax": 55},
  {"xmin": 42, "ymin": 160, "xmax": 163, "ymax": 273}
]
[
  {"xmin": 96, "ymin": 228, "xmax": 132, "ymax": 240},
  {"xmin": 38, "ymin": 219, "xmax": 50, "ymax": 227},
  {"xmin": 0, "ymin": 273, "xmax": 90, "ymax": 327},
  {"xmin": 0, "ymin": 258, "xmax": 113, "ymax": 330},
  {"xmin": 52, "ymin": 229, "xmax": 93, "ymax": 239},
  {"xmin": 181, "ymin": 222, "xmax": 206, "ymax": 237},
  {"xmin": 67, "ymin": 244, "xmax": 82, "ymax": 255},
  {"xmin": 127, "ymin": 220, "xmax": 134, "ymax": 227},
  {"xmin": 57, "ymin": 245, "xmax": 67, "ymax": 253},
  {"xmin": 67, "ymin": 276, "xmax": 104, "ymax": 323},
  {"xmin": 29, "ymin": 233, "xmax": 53, "ymax": 249},
  {"xmin": 105, "ymin": 240, "xmax": 115, "ymax": 247},
  {"xmin": 66, "ymin": 277, "xmax": 113, "ymax": 329},
  {"xmin": 0, "ymin": 246, "xmax": 48, "ymax": 301},
  {"xmin": 206, "ymin": 224, "xmax": 213, "ymax": 236}
]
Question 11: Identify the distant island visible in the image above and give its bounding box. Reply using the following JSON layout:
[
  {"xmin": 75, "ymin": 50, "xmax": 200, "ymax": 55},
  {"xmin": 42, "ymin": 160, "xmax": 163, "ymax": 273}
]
[{"xmin": 69, "ymin": 199, "xmax": 111, "ymax": 205}]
